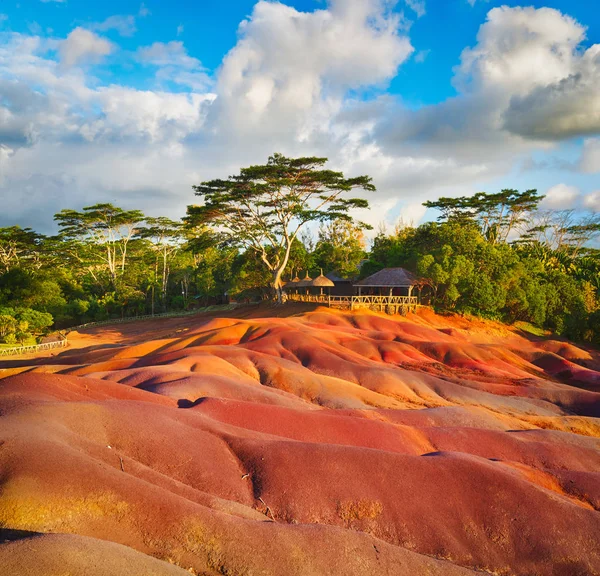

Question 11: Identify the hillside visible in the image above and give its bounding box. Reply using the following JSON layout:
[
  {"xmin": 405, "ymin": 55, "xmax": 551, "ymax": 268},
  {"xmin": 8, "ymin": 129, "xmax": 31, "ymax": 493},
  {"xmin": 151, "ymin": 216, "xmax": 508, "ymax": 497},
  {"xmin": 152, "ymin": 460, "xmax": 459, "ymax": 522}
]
[{"xmin": 0, "ymin": 305, "xmax": 599, "ymax": 575}]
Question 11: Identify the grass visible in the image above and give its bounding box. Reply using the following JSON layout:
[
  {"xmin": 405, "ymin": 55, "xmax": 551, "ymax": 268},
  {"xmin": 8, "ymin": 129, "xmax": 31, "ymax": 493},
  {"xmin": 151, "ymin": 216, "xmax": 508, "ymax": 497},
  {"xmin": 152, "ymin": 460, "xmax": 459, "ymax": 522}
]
[
  {"xmin": 0, "ymin": 337, "xmax": 37, "ymax": 349},
  {"xmin": 513, "ymin": 321, "xmax": 550, "ymax": 337}
]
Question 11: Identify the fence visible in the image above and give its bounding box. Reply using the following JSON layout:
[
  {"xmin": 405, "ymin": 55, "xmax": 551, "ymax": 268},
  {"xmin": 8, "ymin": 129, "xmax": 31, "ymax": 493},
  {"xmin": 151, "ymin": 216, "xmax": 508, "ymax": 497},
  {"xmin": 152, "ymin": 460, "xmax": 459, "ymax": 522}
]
[
  {"xmin": 0, "ymin": 305, "xmax": 238, "ymax": 358},
  {"xmin": 0, "ymin": 339, "xmax": 68, "ymax": 358},
  {"xmin": 286, "ymin": 294, "xmax": 420, "ymax": 314}
]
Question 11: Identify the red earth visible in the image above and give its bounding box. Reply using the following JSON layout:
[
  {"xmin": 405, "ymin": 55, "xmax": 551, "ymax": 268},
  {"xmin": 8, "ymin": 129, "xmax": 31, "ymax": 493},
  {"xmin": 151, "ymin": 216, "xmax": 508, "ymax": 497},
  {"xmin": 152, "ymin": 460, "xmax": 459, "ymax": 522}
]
[{"xmin": 0, "ymin": 304, "xmax": 599, "ymax": 575}]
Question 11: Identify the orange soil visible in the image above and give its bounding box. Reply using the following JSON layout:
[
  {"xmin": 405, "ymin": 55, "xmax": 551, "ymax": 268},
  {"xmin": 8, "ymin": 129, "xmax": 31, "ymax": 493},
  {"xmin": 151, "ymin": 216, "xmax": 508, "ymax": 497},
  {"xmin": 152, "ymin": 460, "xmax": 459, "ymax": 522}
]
[{"xmin": 0, "ymin": 304, "xmax": 599, "ymax": 575}]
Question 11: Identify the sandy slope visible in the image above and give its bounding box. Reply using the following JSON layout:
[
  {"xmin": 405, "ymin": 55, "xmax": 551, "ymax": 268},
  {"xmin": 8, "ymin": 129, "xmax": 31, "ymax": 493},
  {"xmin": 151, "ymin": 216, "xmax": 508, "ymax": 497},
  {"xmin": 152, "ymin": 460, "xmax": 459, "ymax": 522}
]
[{"xmin": 0, "ymin": 305, "xmax": 599, "ymax": 575}]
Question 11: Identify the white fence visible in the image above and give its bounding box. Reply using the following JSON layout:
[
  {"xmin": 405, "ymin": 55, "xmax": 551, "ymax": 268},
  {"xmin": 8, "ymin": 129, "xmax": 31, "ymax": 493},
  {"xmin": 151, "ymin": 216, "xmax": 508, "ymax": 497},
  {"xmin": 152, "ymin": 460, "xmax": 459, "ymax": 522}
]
[
  {"xmin": 0, "ymin": 339, "xmax": 68, "ymax": 358},
  {"xmin": 286, "ymin": 294, "xmax": 420, "ymax": 314},
  {"xmin": 0, "ymin": 304, "xmax": 238, "ymax": 358}
]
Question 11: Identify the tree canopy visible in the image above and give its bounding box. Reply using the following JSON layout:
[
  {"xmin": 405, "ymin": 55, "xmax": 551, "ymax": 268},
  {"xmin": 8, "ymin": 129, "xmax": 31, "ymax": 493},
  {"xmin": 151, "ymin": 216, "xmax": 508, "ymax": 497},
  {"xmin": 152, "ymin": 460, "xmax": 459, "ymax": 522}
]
[{"xmin": 187, "ymin": 153, "xmax": 374, "ymax": 301}]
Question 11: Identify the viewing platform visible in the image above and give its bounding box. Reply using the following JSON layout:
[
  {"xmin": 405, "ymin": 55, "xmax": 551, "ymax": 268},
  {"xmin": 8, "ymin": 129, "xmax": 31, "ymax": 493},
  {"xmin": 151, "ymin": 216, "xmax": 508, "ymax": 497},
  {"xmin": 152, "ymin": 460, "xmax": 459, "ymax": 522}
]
[
  {"xmin": 284, "ymin": 267, "xmax": 426, "ymax": 315},
  {"xmin": 285, "ymin": 293, "xmax": 420, "ymax": 314}
]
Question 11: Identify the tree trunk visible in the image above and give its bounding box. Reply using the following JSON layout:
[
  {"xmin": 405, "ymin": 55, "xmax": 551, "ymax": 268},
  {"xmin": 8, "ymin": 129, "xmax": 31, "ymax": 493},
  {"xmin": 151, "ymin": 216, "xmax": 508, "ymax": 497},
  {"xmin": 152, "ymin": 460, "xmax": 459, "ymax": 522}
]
[
  {"xmin": 272, "ymin": 268, "xmax": 285, "ymax": 305},
  {"xmin": 162, "ymin": 248, "xmax": 168, "ymax": 310}
]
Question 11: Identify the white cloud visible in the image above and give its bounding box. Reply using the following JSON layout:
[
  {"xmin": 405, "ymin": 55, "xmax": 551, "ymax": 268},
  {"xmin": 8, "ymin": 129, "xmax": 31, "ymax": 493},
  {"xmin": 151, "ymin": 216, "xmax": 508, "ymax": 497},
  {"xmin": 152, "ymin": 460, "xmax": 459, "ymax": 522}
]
[
  {"xmin": 137, "ymin": 41, "xmax": 199, "ymax": 69},
  {"xmin": 59, "ymin": 27, "xmax": 113, "ymax": 67},
  {"xmin": 92, "ymin": 15, "xmax": 137, "ymax": 37},
  {"xmin": 177, "ymin": 24, "xmax": 184, "ymax": 36},
  {"xmin": 583, "ymin": 191, "xmax": 600, "ymax": 212},
  {"xmin": 136, "ymin": 41, "xmax": 211, "ymax": 90},
  {"xmin": 405, "ymin": 0, "xmax": 425, "ymax": 18},
  {"xmin": 139, "ymin": 3, "xmax": 151, "ymax": 17},
  {"xmin": 0, "ymin": 14, "xmax": 8, "ymax": 23},
  {"xmin": 1, "ymin": 3, "xmax": 599, "ymax": 235},
  {"xmin": 414, "ymin": 49, "xmax": 430, "ymax": 63},
  {"xmin": 212, "ymin": 0, "xmax": 412, "ymax": 138},
  {"xmin": 90, "ymin": 87, "xmax": 213, "ymax": 142},
  {"xmin": 541, "ymin": 184, "xmax": 581, "ymax": 210},
  {"xmin": 580, "ymin": 138, "xmax": 600, "ymax": 174}
]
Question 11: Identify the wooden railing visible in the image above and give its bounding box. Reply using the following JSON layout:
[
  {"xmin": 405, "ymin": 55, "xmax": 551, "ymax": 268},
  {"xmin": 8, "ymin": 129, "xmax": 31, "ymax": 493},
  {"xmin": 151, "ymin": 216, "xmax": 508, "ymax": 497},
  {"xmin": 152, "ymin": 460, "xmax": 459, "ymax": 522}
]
[
  {"xmin": 0, "ymin": 339, "xmax": 68, "ymax": 357},
  {"xmin": 286, "ymin": 293, "xmax": 419, "ymax": 314},
  {"xmin": 0, "ymin": 304, "xmax": 240, "ymax": 359}
]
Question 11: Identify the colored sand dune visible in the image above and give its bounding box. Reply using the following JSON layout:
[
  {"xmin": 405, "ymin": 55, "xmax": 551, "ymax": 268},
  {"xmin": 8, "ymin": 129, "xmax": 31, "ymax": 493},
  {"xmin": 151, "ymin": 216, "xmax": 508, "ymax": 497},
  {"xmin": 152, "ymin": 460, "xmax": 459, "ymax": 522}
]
[{"xmin": 0, "ymin": 305, "xmax": 599, "ymax": 575}]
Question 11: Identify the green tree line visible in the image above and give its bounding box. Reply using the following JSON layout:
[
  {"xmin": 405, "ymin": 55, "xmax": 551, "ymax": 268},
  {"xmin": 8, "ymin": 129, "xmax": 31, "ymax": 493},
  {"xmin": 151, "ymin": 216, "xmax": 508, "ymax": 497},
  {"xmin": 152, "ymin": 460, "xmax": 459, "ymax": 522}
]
[
  {"xmin": 364, "ymin": 189, "xmax": 600, "ymax": 343},
  {"xmin": 1, "ymin": 154, "xmax": 599, "ymax": 346}
]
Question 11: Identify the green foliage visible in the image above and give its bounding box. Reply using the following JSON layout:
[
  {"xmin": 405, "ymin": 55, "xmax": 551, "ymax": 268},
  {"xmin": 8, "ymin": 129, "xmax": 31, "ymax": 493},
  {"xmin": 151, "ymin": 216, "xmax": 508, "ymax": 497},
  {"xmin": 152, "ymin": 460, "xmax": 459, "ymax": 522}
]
[
  {"xmin": 360, "ymin": 189, "xmax": 600, "ymax": 344},
  {"xmin": 188, "ymin": 153, "xmax": 374, "ymax": 300},
  {"xmin": 1, "ymin": 175, "xmax": 599, "ymax": 347},
  {"xmin": 312, "ymin": 219, "xmax": 367, "ymax": 278}
]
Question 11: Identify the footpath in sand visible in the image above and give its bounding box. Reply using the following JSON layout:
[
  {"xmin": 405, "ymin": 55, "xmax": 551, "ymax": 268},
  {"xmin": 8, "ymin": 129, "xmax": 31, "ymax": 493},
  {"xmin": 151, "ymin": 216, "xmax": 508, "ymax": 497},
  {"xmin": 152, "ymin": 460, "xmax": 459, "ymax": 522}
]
[{"xmin": 0, "ymin": 304, "xmax": 599, "ymax": 575}]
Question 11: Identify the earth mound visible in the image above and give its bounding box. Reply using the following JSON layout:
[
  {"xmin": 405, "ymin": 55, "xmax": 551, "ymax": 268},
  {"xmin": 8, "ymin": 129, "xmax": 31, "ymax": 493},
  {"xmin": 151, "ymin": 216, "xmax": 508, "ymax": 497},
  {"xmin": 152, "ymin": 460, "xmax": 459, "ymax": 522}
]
[{"xmin": 0, "ymin": 305, "xmax": 599, "ymax": 575}]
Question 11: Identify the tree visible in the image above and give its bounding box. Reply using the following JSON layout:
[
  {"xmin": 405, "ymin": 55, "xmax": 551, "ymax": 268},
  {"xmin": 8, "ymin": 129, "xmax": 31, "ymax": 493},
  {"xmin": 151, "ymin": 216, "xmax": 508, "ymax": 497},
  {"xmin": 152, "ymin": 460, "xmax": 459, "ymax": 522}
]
[
  {"xmin": 424, "ymin": 189, "xmax": 543, "ymax": 243},
  {"xmin": 0, "ymin": 314, "xmax": 16, "ymax": 340},
  {"xmin": 313, "ymin": 218, "xmax": 367, "ymax": 278},
  {"xmin": 188, "ymin": 153, "xmax": 374, "ymax": 302},
  {"xmin": 54, "ymin": 204, "xmax": 145, "ymax": 288},
  {"xmin": 0, "ymin": 227, "xmax": 44, "ymax": 274},
  {"xmin": 138, "ymin": 217, "xmax": 184, "ymax": 313}
]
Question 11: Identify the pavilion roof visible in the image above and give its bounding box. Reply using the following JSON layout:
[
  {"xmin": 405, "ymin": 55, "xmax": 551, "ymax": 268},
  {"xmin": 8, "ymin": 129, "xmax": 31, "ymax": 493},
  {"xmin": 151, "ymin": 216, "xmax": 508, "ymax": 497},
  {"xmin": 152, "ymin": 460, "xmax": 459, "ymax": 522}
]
[
  {"xmin": 354, "ymin": 267, "xmax": 418, "ymax": 287},
  {"xmin": 312, "ymin": 273, "xmax": 335, "ymax": 287}
]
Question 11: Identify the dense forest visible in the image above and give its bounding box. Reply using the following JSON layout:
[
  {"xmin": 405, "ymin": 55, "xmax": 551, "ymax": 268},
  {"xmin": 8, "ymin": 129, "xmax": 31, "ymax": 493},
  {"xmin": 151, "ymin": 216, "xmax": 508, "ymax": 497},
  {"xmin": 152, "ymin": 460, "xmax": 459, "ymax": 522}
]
[{"xmin": 1, "ymin": 155, "xmax": 599, "ymax": 347}]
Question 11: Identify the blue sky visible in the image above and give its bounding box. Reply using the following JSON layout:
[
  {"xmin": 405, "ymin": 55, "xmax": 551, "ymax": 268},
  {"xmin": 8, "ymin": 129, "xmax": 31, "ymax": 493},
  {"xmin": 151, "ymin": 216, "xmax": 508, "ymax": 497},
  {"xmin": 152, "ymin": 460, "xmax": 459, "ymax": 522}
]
[{"xmin": 0, "ymin": 0, "xmax": 599, "ymax": 231}]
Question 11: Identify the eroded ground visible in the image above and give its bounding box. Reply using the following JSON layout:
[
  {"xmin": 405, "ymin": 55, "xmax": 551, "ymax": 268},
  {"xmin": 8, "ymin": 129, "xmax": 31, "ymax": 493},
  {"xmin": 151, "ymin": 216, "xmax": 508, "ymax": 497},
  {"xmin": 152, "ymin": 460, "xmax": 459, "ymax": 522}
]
[{"xmin": 0, "ymin": 305, "xmax": 599, "ymax": 575}]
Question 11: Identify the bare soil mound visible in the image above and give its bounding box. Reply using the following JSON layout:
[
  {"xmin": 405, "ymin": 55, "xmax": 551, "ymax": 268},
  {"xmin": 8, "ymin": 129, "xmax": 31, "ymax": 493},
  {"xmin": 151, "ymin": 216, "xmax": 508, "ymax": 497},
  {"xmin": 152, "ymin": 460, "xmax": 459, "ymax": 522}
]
[{"xmin": 0, "ymin": 306, "xmax": 599, "ymax": 575}]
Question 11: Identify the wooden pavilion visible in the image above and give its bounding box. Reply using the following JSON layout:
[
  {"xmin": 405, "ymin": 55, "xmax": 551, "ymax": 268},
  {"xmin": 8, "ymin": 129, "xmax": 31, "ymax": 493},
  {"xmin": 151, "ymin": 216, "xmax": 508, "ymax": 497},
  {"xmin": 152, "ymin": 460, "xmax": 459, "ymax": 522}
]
[
  {"xmin": 285, "ymin": 267, "xmax": 423, "ymax": 314},
  {"xmin": 285, "ymin": 271, "xmax": 334, "ymax": 302},
  {"xmin": 354, "ymin": 267, "xmax": 419, "ymax": 297}
]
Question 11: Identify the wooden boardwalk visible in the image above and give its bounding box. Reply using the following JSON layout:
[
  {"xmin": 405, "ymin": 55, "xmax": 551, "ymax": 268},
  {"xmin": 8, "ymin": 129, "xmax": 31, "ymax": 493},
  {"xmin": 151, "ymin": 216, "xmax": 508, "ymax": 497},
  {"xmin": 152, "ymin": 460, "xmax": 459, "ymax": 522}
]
[{"xmin": 286, "ymin": 294, "xmax": 420, "ymax": 314}]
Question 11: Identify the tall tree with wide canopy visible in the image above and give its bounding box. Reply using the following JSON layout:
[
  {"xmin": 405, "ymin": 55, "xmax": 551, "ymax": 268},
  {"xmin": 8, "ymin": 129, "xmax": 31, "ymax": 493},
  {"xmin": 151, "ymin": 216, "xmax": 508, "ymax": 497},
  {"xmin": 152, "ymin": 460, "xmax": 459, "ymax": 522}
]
[
  {"xmin": 424, "ymin": 189, "xmax": 543, "ymax": 244},
  {"xmin": 188, "ymin": 153, "xmax": 374, "ymax": 302},
  {"xmin": 54, "ymin": 204, "xmax": 145, "ymax": 288},
  {"xmin": 137, "ymin": 217, "xmax": 184, "ymax": 313},
  {"xmin": 0, "ymin": 227, "xmax": 45, "ymax": 274}
]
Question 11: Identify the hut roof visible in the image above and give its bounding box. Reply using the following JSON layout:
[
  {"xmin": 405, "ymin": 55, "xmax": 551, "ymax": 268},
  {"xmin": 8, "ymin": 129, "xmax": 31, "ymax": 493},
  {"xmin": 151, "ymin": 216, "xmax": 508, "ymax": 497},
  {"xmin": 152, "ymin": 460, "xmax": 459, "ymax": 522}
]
[
  {"xmin": 295, "ymin": 272, "xmax": 313, "ymax": 288},
  {"xmin": 312, "ymin": 273, "xmax": 335, "ymax": 287},
  {"xmin": 325, "ymin": 271, "xmax": 353, "ymax": 283},
  {"xmin": 354, "ymin": 267, "xmax": 418, "ymax": 287},
  {"xmin": 284, "ymin": 276, "xmax": 300, "ymax": 287}
]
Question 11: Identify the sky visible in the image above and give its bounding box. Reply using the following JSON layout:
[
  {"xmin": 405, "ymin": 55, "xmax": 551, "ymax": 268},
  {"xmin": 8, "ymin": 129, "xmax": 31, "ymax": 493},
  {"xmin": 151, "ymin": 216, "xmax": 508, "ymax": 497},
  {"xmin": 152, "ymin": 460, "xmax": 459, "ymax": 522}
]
[{"xmin": 0, "ymin": 0, "xmax": 599, "ymax": 233}]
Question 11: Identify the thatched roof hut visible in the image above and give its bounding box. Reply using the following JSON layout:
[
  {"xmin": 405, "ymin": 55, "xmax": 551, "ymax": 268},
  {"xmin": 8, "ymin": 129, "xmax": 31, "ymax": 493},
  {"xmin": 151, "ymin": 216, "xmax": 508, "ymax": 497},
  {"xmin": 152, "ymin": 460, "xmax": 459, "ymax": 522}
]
[
  {"xmin": 355, "ymin": 267, "xmax": 418, "ymax": 288},
  {"xmin": 295, "ymin": 272, "xmax": 313, "ymax": 289},
  {"xmin": 284, "ymin": 275, "xmax": 301, "ymax": 287},
  {"xmin": 312, "ymin": 272, "xmax": 335, "ymax": 288}
]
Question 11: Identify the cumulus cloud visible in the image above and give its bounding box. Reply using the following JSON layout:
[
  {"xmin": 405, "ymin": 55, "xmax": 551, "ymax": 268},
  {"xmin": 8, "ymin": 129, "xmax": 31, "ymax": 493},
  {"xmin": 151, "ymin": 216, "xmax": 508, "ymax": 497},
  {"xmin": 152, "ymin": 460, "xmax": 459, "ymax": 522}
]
[
  {"xmin": 452, "ymin": 6, "xmax": 600, "ymax": 141},
  {"xmin": 59, "ymin": 27, "xmax": 113, "ymax": 67},
  {"xmin": 1, "ymin": 2, "xmax": 599, "ymax": 234},
  {"xmin": 211, "ymin": 0, "xmax": 412, "ymax": 139},
  {"xmin": 540, "ymin": 184, "xmax": 581, "ymax": 210}
]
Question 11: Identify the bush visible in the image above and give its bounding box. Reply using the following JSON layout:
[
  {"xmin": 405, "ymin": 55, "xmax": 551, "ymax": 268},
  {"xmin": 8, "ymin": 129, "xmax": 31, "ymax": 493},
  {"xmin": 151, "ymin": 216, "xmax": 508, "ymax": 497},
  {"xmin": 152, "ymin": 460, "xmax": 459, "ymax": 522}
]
[{"xmin": 3, "ymin": 333, "xmax": 17, "ymax": 345}]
